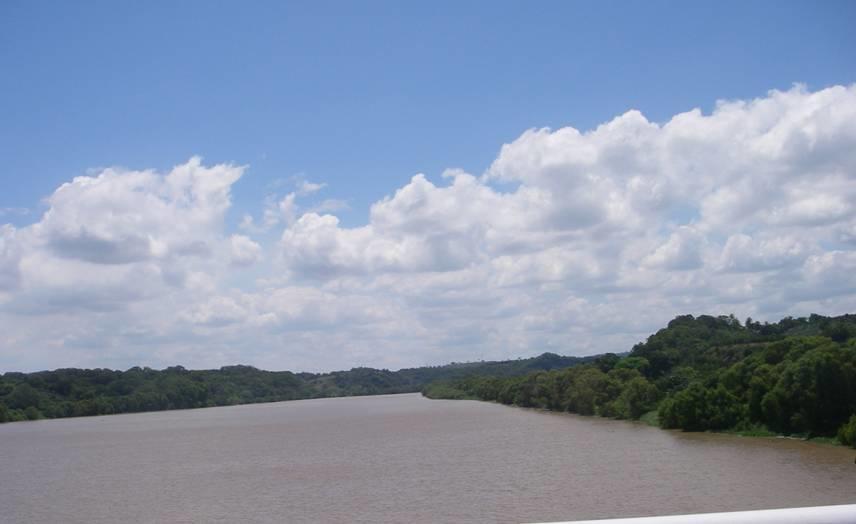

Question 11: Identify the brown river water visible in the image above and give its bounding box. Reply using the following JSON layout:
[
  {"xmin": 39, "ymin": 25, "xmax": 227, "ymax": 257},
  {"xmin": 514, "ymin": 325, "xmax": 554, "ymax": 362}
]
[{"xmin": 1, "ymin": 393, "xmax": 854, "ymax": 523}]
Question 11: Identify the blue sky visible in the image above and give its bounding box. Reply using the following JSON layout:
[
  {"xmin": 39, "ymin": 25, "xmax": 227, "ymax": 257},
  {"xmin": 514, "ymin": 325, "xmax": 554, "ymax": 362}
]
[
  {"xmin": 2, "ymin": 1, "xmax": 854, "ymax": 227},
  {"xmin": 1, "ymin": 1, "xmax": 855, "ymax": 371}
]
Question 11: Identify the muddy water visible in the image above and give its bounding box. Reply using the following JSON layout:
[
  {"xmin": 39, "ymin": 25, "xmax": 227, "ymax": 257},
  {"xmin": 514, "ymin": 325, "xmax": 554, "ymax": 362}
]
[{"xmin": 1, "ymin": 393, "xmax": 854, "ymax": 523}]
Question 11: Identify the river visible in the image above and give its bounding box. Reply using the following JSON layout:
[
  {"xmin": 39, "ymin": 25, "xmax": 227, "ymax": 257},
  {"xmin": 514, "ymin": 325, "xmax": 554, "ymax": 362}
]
[{"xmin": 1, "ymin": 393, "xmax": 854, "ymax": 523}]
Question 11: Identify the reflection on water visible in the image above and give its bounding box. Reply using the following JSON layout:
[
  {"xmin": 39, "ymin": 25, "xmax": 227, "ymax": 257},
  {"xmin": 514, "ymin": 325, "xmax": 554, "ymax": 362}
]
[{"xmin": 1, "ymin": 393, "xmax": 854, "ymax": 523}]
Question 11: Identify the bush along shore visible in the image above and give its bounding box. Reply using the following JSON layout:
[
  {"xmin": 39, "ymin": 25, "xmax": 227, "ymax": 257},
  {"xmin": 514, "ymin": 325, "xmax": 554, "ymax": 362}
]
[
  {"xmin": 0, "ymin": 351, "xmax": 593, "ymax": 424},
  {"xmin": 422, "ymin": 313, "xmax": 856, "ymax": 448}
]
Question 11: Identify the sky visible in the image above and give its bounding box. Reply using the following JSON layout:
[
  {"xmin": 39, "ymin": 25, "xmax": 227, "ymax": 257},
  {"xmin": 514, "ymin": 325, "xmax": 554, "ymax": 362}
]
[{"xmin": 1, "ymin": 1, "xmax": 855, "ymax": 372}]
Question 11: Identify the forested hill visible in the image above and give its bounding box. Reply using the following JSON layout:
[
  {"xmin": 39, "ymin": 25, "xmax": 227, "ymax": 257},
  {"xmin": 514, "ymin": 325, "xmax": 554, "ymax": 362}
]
[
  {"xmin": 422, "ymin": 313, "xmax": 856, "ymax": 447},
  {"xmin": 0, "ymin": 352, "xmax": 593, "ymax": 423}
]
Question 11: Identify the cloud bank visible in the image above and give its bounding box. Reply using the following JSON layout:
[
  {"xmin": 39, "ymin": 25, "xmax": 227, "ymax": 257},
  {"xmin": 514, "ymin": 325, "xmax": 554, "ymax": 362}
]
[{"xmin": 2, "ymin": 85, "xmax": 855, "ymax": 372}]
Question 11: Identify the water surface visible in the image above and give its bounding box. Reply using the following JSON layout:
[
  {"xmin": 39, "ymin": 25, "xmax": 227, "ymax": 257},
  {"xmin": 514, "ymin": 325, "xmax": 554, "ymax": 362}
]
[{"xmin": 1, "ymin": 393, "xmax": 854, "ymax": 523}]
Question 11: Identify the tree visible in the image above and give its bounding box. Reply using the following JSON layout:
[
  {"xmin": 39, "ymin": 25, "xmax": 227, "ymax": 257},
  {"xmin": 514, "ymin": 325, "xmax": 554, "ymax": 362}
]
[
  {"xmin": 6, "ymin": 383, "xmax": 43, "ymax": 410},
  {"xmin": 761, "ymin": 344, "xmax": 856, "ymax": 435},
  {"xmin": 24, "ymin": 406, "xmax": 42, "ymax": 420},
  {"xmin": 837, "ymin": 415, "xmax": 856, "ymax": 447},
  {"xmin": 660, "ymin": 383, "xmax": 742, "ymax": 431},
  {"xmin": 594, "ymin": 353, "xmax": 620, "ymax": 372},
  {"xmin": 619, "ymin": 377, "xmax": 660, "ymax": 419}
]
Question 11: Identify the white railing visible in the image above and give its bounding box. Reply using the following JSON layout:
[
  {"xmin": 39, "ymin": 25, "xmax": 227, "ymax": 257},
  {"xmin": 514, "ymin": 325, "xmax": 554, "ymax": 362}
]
[{"xmin": 527, "ymin": 504, "xmax": 856, "ymax": 524}]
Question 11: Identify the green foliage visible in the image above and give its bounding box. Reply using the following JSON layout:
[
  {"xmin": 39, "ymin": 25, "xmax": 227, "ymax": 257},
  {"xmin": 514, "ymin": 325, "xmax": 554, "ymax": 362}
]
[
  {"xmin": 617, "ymin": 376, "xmax": 661, "ymax": 419},
  {"xmin": 594, "ymin": 353, "xmax": 621, "ymax": 372},
  {"xmin": 423, "ymin": 313, "xmax": 856, "ymax": 439},
  {"xmin": 836, "ymin": 415, "xmax": 856, "ymax": 447},
  {"xmin": 424, "ymin": 359, "xmax": 660, "ymax": 422},
  {"xmin": 4, "ymin": 312, "xmax": 854, "ymax": 437},
  {"xmin": 638, "ymin": 410, "xmax": 659, "ymax": 427},
  {"xmin": 23, "ymin": 406, "xmax": 42, "ymax": 420},
  {"xmin": 659, "ymin": 383, "xmax": 742, "ymax": 431},
  {"xmin": 615, "ymin": 356, "xmax": 650, "ymax": 374},
  {"xmin": 0, "ymin": 352, "xmax": 589, "ymax": 424},
  {"xmin": 421, "ymin": 382, "xmax": 477, "ymax": 400},
  {"xmin": 760, "ymin": 342, "xmax": 856, "ymax": 435}
]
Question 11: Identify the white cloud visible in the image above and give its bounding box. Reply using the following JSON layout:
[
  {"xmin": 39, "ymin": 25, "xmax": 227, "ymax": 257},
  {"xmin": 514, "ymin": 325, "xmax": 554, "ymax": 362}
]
[
  {"xmin": 229, "ymin": 235, "xmax": 263, "ymax": 267},
  {"xmin": 243, "ymin": 178, "xmax": 331, "ymax": 231},
  {"xmin": 789, "ymin": 251, "xmax": 856, "ymax": 301},
  {"xmin": 2, "ymin": 85, "xmax": 856, "ymax": 372},
  {"xmin": 182, "ymin": 295, "xmax": 250, "ymax": 327},
  {"xmin": 309, "ymin": 199, "xmax": 350, "ymax": 214},
  {"xmin": 717, "ymin": 234, "xmax": 810, "ymax": 273},
  {"xmin": 296, "ymin": 180, "xmax": 326, "ymax": 196},
  {"xmin": 34, "ymin": 156, "xmax": 243, "ymax": 265},
  {"xmin": 0, "ymin": 158, "xmax": 243, "ymax": 316},
  {"xmin": 0, "ymin": 225, "xmax": 21, "ymax": 292},
  {"xmin": 278, "ymin": 172, "xmax": 556, "ymax": 278},
  {"xmin": 643, "ymin": 227, "xmax": 706, "ymax": 271}
]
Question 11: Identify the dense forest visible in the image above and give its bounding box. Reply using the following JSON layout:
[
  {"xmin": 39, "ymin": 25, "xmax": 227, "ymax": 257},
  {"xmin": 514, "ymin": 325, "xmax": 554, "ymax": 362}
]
[
  {"xmin": 0, "ymin": 351, "xmax": 591, "ymax": 423},
  {"xmin": 422, "ymin": 313, "xmax": 856, "ymax": 447}
]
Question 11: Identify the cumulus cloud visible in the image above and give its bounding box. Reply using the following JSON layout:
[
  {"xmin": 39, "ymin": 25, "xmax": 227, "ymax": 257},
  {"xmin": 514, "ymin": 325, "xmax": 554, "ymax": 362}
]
[
  {"xmin": 789, "ymin": 251, "xmax": 856, "ymax": 301},
  {"xmin": 240, "ymin": 178, "xmax": 332, "ymax": 233},
  {"xmin": 0, "ymin": 157, "xmax": 243, "ymax": 316},
  {"xmin": 34, "ymin": 156, "xmax": 243, "ymax": 264},
  {"xmin": 229, "ymin": 235, "xmax": 262, "ymax": 267},
  {"xmin": 1, "ymin": 85, "xmax": 856, "ymax": 372},
  {"xmin": 276, "ymin": 85, "xmax": 856, "ymax": 285},
  {"xmin": 643, "ymin": 227, "xmax": 706, "ymax": 271},
  {"xmin": 717, "ymin": 234, "xmax": 810, "ymax": 273},
  {"xmin": 279, "ymin": 172, "xmax": 554, "ymax": 278}
]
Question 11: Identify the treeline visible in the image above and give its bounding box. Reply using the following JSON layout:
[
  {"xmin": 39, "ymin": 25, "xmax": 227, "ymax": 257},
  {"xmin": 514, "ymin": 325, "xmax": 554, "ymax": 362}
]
[
  {"xmin": 0, "ymin": 352, "xmax": 591, "ymax": 423},
  {"xmin": 423, "ymin": 313, "xmax": 856, "ymax": 447}
]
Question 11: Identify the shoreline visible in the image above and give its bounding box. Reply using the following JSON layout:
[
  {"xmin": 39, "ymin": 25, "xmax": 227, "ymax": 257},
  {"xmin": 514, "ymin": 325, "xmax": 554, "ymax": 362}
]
[{"xmin": 425, "ymin": 393, "xmax": 848, "ymax": 449}]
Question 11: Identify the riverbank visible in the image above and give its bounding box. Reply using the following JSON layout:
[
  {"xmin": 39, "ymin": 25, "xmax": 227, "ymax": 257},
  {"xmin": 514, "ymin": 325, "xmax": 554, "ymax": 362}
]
[
  {"xmin": 423, "ymin": 392, "xmax": 849, "ymax": 449},
  {"xmin": 421, "ymin": 313, "xmax": 856, "ymax": 449}
]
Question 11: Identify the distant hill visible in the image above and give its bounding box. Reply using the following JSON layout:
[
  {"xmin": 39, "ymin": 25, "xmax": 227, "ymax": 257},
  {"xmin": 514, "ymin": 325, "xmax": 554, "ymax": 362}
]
[
  {"xmin": 422, "ymin": 313, "xmax": 856, "ymax": 447},
  {"xmin": 0, "ymin": 352, "xmax": 595, "ymax": 423}
]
